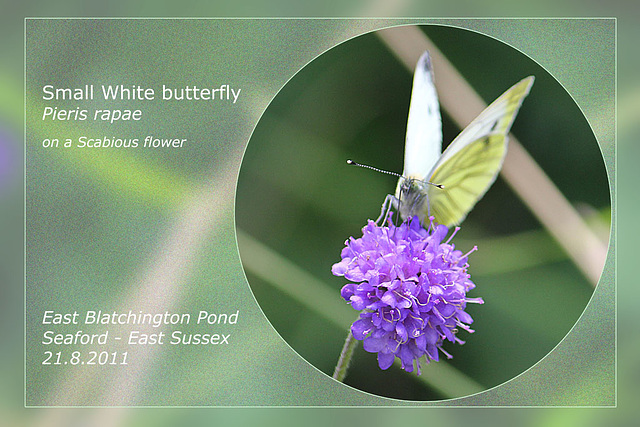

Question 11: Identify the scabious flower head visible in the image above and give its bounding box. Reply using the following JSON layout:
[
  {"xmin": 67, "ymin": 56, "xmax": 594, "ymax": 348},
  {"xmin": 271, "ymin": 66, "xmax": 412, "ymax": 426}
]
[{"xmin": 332, "ymin": 214, "xmax": 483, "ymax": 375}]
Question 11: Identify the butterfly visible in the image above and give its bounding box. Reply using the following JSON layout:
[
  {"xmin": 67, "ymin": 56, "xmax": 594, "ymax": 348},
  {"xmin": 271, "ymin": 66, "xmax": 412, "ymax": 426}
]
[{"xmin": 379, "ymin": 51, "xmax": 534, "ymax": 227}]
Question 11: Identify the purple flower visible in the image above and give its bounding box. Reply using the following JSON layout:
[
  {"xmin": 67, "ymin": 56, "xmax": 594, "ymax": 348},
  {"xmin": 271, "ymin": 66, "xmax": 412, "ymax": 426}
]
[{"xmin": 332, "ymin": 214, "xmax": 483, "ymax": 375}]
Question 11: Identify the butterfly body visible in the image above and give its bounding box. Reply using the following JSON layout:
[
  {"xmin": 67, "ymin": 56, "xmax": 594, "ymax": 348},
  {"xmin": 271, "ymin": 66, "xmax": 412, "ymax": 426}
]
[{"xmin": 388, "ymin": 51, "xmax": 534, "ymax": 227}]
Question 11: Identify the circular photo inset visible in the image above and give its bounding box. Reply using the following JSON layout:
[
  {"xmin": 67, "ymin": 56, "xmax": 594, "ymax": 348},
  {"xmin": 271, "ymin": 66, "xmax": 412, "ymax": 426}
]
[{"xmin": 235, "ymin": 24, "xmax": 610, "ymax": 401}]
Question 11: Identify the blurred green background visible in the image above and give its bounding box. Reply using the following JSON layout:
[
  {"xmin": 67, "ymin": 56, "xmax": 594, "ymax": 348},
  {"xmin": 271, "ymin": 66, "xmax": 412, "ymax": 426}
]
[
  {"xmin": 236, "ymin": 24, "xmax": 611, "ymax": 401},
  {"xmin": 0, "ymin": 3, "xmax": 634, "ymax": 427}
]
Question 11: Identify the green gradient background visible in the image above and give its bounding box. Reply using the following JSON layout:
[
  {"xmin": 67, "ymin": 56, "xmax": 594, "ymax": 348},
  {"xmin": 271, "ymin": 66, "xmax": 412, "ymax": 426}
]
[{"xmin": 0, "ymin": 4, "xmax": 633, "ymax": 427}]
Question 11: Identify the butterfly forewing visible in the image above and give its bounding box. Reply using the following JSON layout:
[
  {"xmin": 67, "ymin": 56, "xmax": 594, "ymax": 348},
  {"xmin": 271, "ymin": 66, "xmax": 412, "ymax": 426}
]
[
  {"xmin": 435, "ymin": 76, "xmax": 534, "ymax": 167},
  {"xmin": 402, "ymin": 51, "xmax": 442, "ymax": 180}
]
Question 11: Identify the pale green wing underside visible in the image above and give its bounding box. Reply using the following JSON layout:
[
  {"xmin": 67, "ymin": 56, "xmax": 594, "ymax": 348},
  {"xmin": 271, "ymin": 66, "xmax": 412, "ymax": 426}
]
[{"xmin": 426, "ymin": 76, "xmax": 534, "ymax": 227}]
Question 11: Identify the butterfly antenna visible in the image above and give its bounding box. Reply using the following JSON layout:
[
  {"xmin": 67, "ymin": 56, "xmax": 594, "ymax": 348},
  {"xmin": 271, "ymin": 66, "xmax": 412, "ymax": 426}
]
[
  {"xmin": 346, "ymin": 160, "xmax": 403, "ymax": 179},
  {"xmin": 346, "ymin": 160, "xmax": 444, "ymax": 189}
]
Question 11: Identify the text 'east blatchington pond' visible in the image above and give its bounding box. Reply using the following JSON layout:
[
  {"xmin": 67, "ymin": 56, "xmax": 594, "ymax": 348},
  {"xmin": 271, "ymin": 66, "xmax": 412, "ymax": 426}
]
[{"xmin": 39, "ymin": 310, "xmax": 240, "ymax": 367}]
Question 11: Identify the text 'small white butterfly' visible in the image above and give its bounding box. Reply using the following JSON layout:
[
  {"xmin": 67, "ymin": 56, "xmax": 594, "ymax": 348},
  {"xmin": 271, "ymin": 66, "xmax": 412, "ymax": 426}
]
[{"xmin": 379, "ymin": 51, "xmax": 534, "ymax": 227}]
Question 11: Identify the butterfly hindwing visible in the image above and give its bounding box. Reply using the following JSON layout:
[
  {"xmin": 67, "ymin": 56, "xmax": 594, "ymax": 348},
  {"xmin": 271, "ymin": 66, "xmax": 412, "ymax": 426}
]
[
  {"xmin": 425, "ymin": 76, "xmax": 534, "ymax": 226},
  {"xmin": 428, "ymin": 132, "xmax": 508, "ymax": 226}
]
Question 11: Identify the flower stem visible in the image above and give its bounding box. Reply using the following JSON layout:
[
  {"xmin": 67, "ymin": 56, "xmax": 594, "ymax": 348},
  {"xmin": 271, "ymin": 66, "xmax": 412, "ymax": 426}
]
[{"xmin": 332, "ymin": 328, "xmax": 359, "ymax": 382}]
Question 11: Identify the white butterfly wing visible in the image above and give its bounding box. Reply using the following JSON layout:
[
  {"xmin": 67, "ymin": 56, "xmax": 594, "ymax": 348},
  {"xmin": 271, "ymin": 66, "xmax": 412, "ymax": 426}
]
[{"xmin": 402, "ymin": 51, "xmax": 442, "ymax": 180}]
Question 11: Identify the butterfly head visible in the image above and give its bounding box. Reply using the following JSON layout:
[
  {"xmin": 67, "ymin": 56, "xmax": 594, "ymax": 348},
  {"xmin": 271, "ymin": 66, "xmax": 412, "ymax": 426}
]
[
  {"xmin": 347, "ymin": 160, "xmax": 443, "ymax": 225},
  {"xmin": 394, "ymin": 175, "xmax": 444, "ymax": 223}
]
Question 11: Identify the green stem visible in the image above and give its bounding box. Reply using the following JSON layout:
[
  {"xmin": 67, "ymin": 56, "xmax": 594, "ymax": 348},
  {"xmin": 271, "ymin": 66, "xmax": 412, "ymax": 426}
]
[{"xmin": 332, "ymin": 328, "xmax": 359, "ymax": 382}]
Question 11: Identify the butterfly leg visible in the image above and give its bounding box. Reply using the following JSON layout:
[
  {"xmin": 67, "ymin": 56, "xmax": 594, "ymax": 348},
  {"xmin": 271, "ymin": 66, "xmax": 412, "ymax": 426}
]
[{"xmin": 376, "ymin": 194, "xmax": 398, "ymax": 226}]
